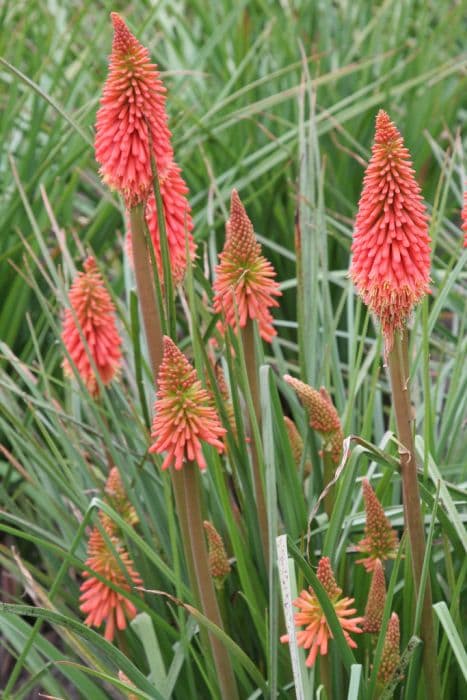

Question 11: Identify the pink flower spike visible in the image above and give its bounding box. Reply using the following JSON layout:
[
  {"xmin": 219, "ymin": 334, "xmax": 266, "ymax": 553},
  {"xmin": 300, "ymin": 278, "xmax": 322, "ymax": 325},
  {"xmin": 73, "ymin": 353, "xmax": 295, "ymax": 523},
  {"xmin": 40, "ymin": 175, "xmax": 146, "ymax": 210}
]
[
  {"xmin": 149, "ymin": 336, "xmax": 226, "ymax": 470},
  {"xmin": 62, "ymin": 257, "xmax": 122, "ymax": 396},
  {"xmin": 95, "ymin": 13, "xmax": 173, "ymax": 207},
  {"xmin": 350, "ymin": 110, "xmax": 431, "ymax": 351},
  {"xmin": 280, "ymin": 556, "xmax": 363, "ymax": 667},
  {"xmin": 213, "ymin": 190, "xmax": 281, "ymax": 343}
]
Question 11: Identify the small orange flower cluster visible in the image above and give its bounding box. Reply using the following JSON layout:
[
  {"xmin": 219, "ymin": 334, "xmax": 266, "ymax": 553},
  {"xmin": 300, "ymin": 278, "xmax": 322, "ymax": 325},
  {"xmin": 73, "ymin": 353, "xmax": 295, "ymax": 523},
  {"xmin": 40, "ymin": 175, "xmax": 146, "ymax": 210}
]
[
  {"xmin": 284, "ymin": 376, "xmax": 343, "ymax": 465},
  {"xmin": 79, "ymin": 468, "xmax": 141, "ymax": 642},
  {"xmin": 283, "ymin": 416, "xmax": 312, "ymax": 477},
  {"xmin": 203, "ymin": 520, "xmax": 231, "ymax": 587},
  {"xmin": 282, "ymin": 482, "xmax": 400, "ymax": 678},
  {"xmin": 358, "ymin": 480, "xmax": 401, "ymax": 686},
  {"xmin": 281, "ymin": 557, "xmax": 363, "ymax": 667}
]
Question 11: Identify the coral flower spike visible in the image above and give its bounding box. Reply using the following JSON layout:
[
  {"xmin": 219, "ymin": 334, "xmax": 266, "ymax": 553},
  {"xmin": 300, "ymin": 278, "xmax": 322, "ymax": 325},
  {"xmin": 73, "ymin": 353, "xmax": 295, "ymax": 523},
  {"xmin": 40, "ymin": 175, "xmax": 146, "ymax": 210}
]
[
  {"xmin": 356, "ymin": 479, "xmax": 398, "ymax": 572},
  {"xmin": 79, "ymin": 523, "xmax": 142, "ymax": 642},
  {"xmin": 350, "ymin": 110, "xmax": 431, "ymax": 351},
  {"xmin": 281, "ymin": 557, "xmax": 363, "ymax": 667},
  {"xmin": 95, "ymin": 13, "xmax": 173, "ymax": 207},
  {"xmin": 62, "ymin": 257, "xmax": 122, "ymax": 396},
  {"xmin": 213, "ymin": 190, "xmax": 281, "ymax": 342},
  {"xmin": 149, "ymin": 336, "xmax": 226, "ymax": 470}
]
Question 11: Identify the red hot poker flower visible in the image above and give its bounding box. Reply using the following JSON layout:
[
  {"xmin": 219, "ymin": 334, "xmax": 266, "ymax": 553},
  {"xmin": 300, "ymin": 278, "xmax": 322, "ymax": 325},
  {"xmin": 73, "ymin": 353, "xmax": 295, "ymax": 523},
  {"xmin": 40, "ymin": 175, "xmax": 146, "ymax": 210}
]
[
  {"xmin": 377, "ymin": 612, "xmax": 401, "ymax": 686},
  {"xmin": 149, "ymin": 337, "xmax": 226, "ymax": 470},
  {"xmin": 350, "ymin": 110, "xmax": 431, "ymax": 351},
  {"xmin": 203, "ymin": 520, "xmax": 231, "ymax": 586},
  {"xmin": 62, "ymin": 257, "xmax": 122, "ymax": 396},
  {"xmin": 281, "ymin": 556, "xmax": 363, "ymax": 667},
  {"xmin": 95, "ymin": 13, "xmax": 173, "ymax": 207},
  {"xmin": 213, "ymin": 190, "xmax": 281, "ymax": 343},
  {"xmin": 363, "ymin": 559, "xmax": 386, "ymax": 634},
  {"xmin": 104, "ymin": 467, "xmax": 139, "ymax": 529},
  {"xmin": 462, "ymin": 190, "xmax": 467, "ymax": 248},
  {"xmin": 79, "ymin": 523, "xmax": 142, "ymax": 641},
  {"xmin": 284, "ymin": 416, "xmax": 312, "ymax": 476},
  {"xmin": 284, "ymin": 376, "xmax": 343, "ymax": 464},
  {"xmin": 356, "ymin": 479, "xmax": 398, "ymax": 572}
]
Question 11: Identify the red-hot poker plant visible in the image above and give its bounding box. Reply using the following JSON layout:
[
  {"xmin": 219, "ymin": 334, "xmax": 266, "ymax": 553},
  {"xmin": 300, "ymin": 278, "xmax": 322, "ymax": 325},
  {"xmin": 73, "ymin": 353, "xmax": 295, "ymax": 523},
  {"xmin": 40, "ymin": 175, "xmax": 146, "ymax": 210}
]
[
  {"xmin": 95, "ymin": 13, "xmax": 173, "ymax": 207},
  {"xmin": 2, "ymin": 7, "xmax": 463, "ymax": 700},
  {"xmin": 377, "ymin": 613, "xmax": 401, "ymax": 688},
  {"xmin": 351, "ymin": 111, "xmax": 439, "ymax": 698},
  {"xmin": 203, "ymin": 520, "xmax": 231, "ymax": 586},
  {"xmin": 356, "ymin": 479, "xmax": 398, "ymax": 572},
  {"xmin": 213, "ymin": 189, "xmax": 281, "ymax": 343},
  {"xmin": 362, "ymin": 559, "xmax": 386, "ymax": 634},
  {"xmin": 284, "ymin": 377, "xmax": 343, "ymax": 465},
  {"xmin": 149, "ymin": 336, "xmax": 226, "ymax": 470},
  {"xmin": 350, "ymin": 110, "xmax": 431, "ymax": 353},
  {"xmin": 79, "ymin": 522, "xmax": 142, "ymax": 641},
  {"xmin": 283, "ymin": 416, "xmax": 312, "ymax": 476},
  {"xmin": 62, "ymin": 256, "xmax": 122, "ymax": 396},
  {"xmin": 280, "ymin": 557, "xmax": 363, "ymax": 668}
]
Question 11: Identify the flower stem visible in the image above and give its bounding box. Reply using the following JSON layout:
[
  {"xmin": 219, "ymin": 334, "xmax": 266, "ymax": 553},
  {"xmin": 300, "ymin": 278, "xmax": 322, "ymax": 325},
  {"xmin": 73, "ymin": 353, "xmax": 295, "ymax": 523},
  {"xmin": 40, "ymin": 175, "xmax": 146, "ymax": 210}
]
[
  {"xmin": 129, "ymin": 203, "xmax": 163, "ymax": 379},
  {"xmin": 387, "ymin": 331, "xmax": 440, "ymax": 699},
  {"xmin": 171, "ymin": 469, "xmax": 201, "ymax": 603},
  {"xmin": 241, "ymin": 319, "xmax": 269, "ymax": 571},
  {"xmin": 320, "ymin": 653, "xmax": 332, "ymax": 699},
  {"xmin": 322, "ymin": 451, "xmax": 336, "ymax": 519},
  {"xmin": 183, "ymin": 464, "xmax": 239, "ymax": 700}
]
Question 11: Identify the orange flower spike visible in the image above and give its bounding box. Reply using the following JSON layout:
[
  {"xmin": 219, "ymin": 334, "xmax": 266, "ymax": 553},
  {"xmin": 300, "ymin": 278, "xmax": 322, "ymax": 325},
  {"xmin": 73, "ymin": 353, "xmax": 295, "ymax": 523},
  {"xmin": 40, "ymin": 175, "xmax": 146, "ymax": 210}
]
[
  {"xmin": 62, "ymin": 257, "xmax": 122, "ymax": 396},
  {"xmin": 363, "ymin": 559, "xmax": 386, "ymax": 633},
  {"xmin": 149, "ymin": 336, "xmax": 226, "ymax": 470},
  {"xmin": 377, "ymin": 612, "xmax": 401, "ymax": 686},
  {"xmin": 213, "ymin": 190, "xmax": 281, "ymax": 343},
  {"xmin": 95, "ymin": 13, "xmax": 173, "ymax": 207},
  {"xmin": 79, "ymin": 523, "xmax": 142, "ymax": 642},
  {"xmin": 280, "ymin": 556, "xmax": 363, "ymax": 668},
  {"xmin": 356, "ymin": 479, "xmax": 398, "ymax": 572},
  {"xmin": 104, "ymin": 467, "xmax": 139, "ymax": 528},
  {"xmin": 350, "ymin": 110, "xmax": 431, "ymax": 351},
  {"xmin": 284, "ymin": 376, "xmax": 343, "ymax": 464},
  {"xmin": 203, "ymin": 520, "xmax": 231, "ymax": 586},
  {"xmin": 462, "ymin": 190, "xmax": 467, "ymax": 248}
]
